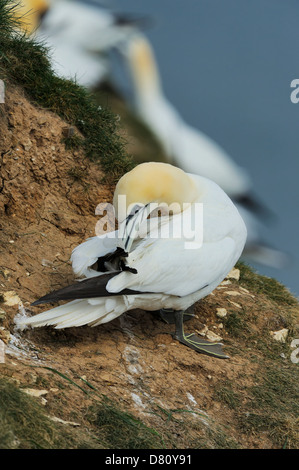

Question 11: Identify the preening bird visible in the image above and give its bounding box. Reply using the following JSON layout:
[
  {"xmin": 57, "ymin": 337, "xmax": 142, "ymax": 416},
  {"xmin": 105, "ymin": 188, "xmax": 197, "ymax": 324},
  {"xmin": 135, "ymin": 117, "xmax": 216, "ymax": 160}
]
[
  {"xmin": 118, "ymin": 32, "xmax": 287, "ymax": 268},
  {"xmin": 16, "ymin": 162, "xmax": 247, "ymax": 358},
  {"xmin": 32, "ymin": 0, "xmax": 145, "ymax": 88}
]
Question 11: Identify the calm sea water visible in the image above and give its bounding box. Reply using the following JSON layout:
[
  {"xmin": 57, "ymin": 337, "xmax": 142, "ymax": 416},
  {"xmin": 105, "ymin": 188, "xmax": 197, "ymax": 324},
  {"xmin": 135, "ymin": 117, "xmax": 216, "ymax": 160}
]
[{"xmin": 92, "ymin": 0, "xmax": 299, "ymax": 296}]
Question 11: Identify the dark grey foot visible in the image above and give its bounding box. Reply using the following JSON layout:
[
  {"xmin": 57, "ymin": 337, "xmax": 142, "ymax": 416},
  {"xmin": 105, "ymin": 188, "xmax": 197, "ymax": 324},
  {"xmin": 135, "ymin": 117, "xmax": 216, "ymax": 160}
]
[
  {"xmin": 173, "ymin": 310, "xmax": 229, "ymax": 359},
  {"xmin": 157, "ymin": 308, "xmax": 195, "ymax": 324}
]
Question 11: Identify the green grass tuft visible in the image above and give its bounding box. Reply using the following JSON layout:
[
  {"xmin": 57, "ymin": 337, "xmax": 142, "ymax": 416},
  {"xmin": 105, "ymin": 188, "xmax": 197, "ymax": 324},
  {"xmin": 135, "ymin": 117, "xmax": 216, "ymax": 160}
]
[
  {"xmin": 87, "ymin": 396, "xmax": 164, "ymax": 449},
  {"xmin": 236, "ymin": 262, "xmax": 298, "ymax": 306},
  {"xmin": 62, "ymin": 132, "xmax": 85, "ymax": 151},
  {"xmin": 0, "ymin": 377, "xmax": 68, "ymax": 448},
  {"xmin": 223, "ymin": 310, "xmax": 250, "ymax": 338},
  {"xmin": 0, "ymin": 0, "xmax": 22, "ymax": 35},
  {"xmin": 213, "ymin": 380, "xmax": 241, "ymax": 410},
  {"xmin": 238, "ymin": 365, "xmax": 299, "ymax": 448}
]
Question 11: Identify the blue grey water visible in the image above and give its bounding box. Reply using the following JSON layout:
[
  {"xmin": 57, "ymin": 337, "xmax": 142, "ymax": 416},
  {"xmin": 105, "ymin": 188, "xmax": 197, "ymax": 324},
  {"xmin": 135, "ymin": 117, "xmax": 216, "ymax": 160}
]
[{"xmin": 98, "ymin": 0, "xmax": 299, "ymax": 297}]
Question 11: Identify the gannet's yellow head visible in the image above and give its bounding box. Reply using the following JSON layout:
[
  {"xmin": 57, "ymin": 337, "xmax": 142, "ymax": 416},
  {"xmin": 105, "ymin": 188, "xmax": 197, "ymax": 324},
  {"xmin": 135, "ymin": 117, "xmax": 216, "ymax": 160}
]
[
  {"xmin": 14, "ymin": 0, "xmax": 49, "ymax": 34},
  {"xmin": 113, "ymin": 162, "xmax": 198, "ymax": 222}
]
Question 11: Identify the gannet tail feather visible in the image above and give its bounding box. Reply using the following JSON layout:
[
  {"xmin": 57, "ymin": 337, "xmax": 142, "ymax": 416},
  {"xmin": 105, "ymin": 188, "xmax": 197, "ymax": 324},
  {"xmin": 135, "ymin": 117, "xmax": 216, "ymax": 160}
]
[{"xmin": 16, "ymin": 297, "xmax": 128, "ymax": 329}]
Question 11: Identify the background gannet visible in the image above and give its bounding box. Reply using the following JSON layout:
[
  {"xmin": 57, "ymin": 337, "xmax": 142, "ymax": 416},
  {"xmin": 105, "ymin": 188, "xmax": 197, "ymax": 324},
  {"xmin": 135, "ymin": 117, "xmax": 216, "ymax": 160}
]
[
  {"xmin": 31, "ymin": 0, "xmax": 145, "ymax": 88},
  {"xmin": 117, "ymin": 32, "xmax": 286, "ymax": 268},
  {"xmin": 119, "ymin": 33, "xmax": 252, "ymax": 199},
  {"xmin": 16, "ymin": 162, "xmax": 247, "ymax": 359}
]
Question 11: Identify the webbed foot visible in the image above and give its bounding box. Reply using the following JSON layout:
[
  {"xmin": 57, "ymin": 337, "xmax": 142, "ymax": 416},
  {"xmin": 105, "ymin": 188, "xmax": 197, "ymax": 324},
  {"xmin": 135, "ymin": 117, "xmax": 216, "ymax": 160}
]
[{"xmin": 173, "ymin": 310, "xmax": 229, "ymax": 359}]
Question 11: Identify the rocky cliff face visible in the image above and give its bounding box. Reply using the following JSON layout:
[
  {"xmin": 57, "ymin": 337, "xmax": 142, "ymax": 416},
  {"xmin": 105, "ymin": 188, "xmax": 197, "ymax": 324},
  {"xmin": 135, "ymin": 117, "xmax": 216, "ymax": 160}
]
[{"xmin": 0, "ymin": 86, "xmax": 298, "ymax": 449}]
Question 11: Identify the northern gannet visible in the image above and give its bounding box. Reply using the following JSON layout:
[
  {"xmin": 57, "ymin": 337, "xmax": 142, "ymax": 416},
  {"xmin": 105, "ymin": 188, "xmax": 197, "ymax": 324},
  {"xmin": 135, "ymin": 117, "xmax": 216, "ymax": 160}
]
[
  {"xmin": 13, "ymin": 0, "xmax": 49, "ymax": 34},
  {"xmin": 32, "ymin": 0, "xmax": 145, "ymax": 89},
  {"xmin": 16, "ymin": 162, "xmax": 247, "ymax": 358},
  {"xmin": 118, "ymin": 32, "xmax": 287, "ymax": 268}
]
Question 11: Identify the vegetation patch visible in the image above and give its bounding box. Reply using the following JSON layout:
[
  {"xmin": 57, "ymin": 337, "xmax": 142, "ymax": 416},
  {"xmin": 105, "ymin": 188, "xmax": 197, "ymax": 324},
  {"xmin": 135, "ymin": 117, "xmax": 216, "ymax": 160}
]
[
  {"xmin": 0, "ymin": 0, "xmax": 134, "ymax": 181},
  {"xmin": 223, "ymin": 310, "xmax": 250, "ymax": 338},
  {"xmin": 212, "ymin": 340, "xmax": 299, "ymax": 448},
  {"xmin": 144, "ymin": 402, "xmax": 240, "ymax": 449},
  {"xmin": 237, "ymin": 365, "xmax": 299, "ymax": 448},
  {"xmin": 236, "ymin": 262, "xmax": 298, "ymax": 306},
  {"xmin": 213, "ymin": 380, "xmax": 241, "ymax": 410},
  {"xmin": 87, "ymin": 397, "xmax": 164, "ymax": 449}
]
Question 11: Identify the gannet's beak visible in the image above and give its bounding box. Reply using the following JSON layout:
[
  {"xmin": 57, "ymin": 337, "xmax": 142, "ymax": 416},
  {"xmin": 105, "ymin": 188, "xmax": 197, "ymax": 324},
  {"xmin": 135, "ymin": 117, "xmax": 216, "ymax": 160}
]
[{"xmin": 119, "ymin": 203, "xmax": 152, "ymax": 253}]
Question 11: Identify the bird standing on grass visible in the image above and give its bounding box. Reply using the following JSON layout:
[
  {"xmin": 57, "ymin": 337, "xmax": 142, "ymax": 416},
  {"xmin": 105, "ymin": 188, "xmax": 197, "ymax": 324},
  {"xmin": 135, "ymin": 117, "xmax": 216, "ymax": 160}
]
[{"xmin": 16, "ymin": 162, "xmax": 247, "ymax": 359}]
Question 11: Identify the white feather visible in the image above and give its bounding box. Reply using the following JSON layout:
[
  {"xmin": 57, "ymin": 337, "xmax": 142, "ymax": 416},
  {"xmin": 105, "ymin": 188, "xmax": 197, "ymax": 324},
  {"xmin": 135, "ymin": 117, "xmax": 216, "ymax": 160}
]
[{"xmin": 71, "ymin": 232, "xmax": 118, "ymax": 278}]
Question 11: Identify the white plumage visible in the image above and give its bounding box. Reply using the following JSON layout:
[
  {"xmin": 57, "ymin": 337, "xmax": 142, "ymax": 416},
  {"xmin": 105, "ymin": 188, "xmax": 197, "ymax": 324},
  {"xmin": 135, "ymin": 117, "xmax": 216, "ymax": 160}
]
[{"xmin": 16, "ymin": 163, "xmax": 247, "ymax": 357}]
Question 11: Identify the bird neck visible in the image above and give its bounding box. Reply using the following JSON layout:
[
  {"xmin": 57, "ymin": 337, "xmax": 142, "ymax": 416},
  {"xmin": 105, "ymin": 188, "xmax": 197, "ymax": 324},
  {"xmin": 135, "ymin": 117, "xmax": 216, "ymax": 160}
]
[{"xmin": 126, "ymin": 35, "xmax": 163, "ymax": 101}]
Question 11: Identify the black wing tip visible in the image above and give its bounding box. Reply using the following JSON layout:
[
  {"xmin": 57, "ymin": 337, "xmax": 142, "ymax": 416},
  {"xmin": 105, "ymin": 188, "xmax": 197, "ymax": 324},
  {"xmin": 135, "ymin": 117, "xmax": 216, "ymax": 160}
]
[
  {"xmin": 113, "ymin": 13, "xmax": 154, "ymax": 29},
  {"xmin": 31, "ymin": 296, "xmax": 56, "ymax": 306},
  {"xmin": 29, "ymin": 271, "xmax": 144, "ymax": 307}
]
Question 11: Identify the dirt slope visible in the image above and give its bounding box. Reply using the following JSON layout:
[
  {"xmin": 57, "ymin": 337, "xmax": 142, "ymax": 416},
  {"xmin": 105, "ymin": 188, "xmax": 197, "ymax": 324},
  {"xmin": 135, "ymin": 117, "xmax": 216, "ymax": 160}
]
[{"xmin": 0, "ymin": 86, "xmax": 298, "ymax": 449}]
